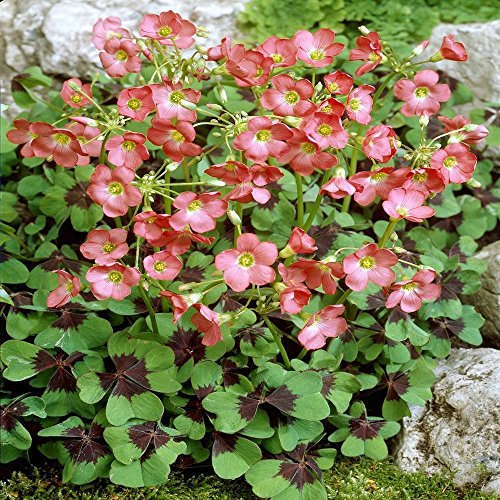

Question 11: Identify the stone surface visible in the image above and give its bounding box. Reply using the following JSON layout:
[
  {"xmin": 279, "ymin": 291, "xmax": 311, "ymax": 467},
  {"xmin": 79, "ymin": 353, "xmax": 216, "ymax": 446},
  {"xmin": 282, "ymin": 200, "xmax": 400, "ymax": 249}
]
[
  {"xmin": 465, "ymin": 240, "xmax": 500, "ymax": 348},
  {"xmin": 395, "ymin": 348, "xmax": 500, "ymax": 493},
  {"xmin": 0, "ymin": 0, "xmax": 248, "ymax": 117},
  {"xmin": 426, "ymin": 21, "xmax": 500, "ymax": 103}
]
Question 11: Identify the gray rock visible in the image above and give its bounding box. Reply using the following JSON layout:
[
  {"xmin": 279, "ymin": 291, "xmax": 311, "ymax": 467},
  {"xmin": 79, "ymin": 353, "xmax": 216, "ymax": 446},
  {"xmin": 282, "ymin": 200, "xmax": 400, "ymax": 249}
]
[
  {"xmin": 395, "ymin": 348, "xmax": 500, "ymax": 493},
  {"xmin": 465, "ymin": 240, "xmax": 500, "ymax": 348},
  {"xmin": 1, "ymin": 0, "xmax": 248, "ymax": 118},
  {"xmin": 426, "ymin": 21, "xmax": 500, "ymax": 103}
]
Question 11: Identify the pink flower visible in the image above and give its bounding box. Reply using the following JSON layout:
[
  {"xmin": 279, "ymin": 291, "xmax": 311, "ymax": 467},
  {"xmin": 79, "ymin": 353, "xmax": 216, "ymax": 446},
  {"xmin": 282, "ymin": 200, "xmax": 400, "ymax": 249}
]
[
  {"xmin": 92, "ymin": 17, "xmax": 129, "ymax": 50},
  {"xmin": 430, "ymin": 143, "xmax": 477, "ymax": 184},
  {"xmin": 6, "ymin": 120, "xmax": 44, "ymax": 157},
  {"xmin": 225, "ymin": 181, "xmax": 272, "ymax": 205},
  {"xmin": 117, "ymin": 86, "xmax": 155, "ymax": 121},
  {"xmin": 150, "ymin": 79, "xmax": 200, "ymax": 122},
  {"xmin": 281, "ymin": 227, "xmax": 317, "ymax": 257},
  {"xmin": 206, "ymin": 160, "xmax": 250, "ymax": 185},
  {"xmin": 226, "ymin": 47, "xmax": 273, "ymax": 87},
  {"xmin": 350, "ymin": 167, "xmax": 407, "ymax": 206},
  {"xmin": 61, "ymin": 78, "xmax": 92, "ymax": 108},
  {"xmin": 280, "ymin": 285, "xmax": 311, "ymax": 315},
  {"xmin": 80, "ymin": 228, "xmax": 129, "ymax": 265},
  {"xmin": 256, "ymin": 36, "xmax": 297, "ymax": 67},
  {"xmin": 215, "ymin": 233, "xmax": 278, "ymax": 292},
  {"xmin": 47, "ymin": 271, "xmax": 80, "ymax": 308},
  {"xmin": 346, "ymin": 85, "xmax": 375, "ymax": 124},
  {"xmin": 144, "ymin": 250, "xmax": 182, "ymax": 280},
  {"xmin": 291, "ymin": 259, "xmax": 345, "ymax": 295},
  {"xmin": 298, "ymin": 305, "xmax": 347, "ymax": 350},
  {"xmin": 233, "ymin": 116, "xmax": 292, "ymax": 162},
  {"xmin": 87, "ymin": 164, "xmax": 142, "ymax": 217},
  {"xmin": 160, "ymin": 229, "xmax": 214, "ymax": 255},
  {"xmin": 438, "ymin": 35, "xmax": 468, "ymax": 62},
  {"xmin": 169, "ymin": 192, "xmax": 228, "ymax": 233},
  {"xmin": 394, "ymin": 70, "xmax": 451, "ymax": 117},
  {"xmin": 159, "ymin": 291, "xmax": 192, "ymax": 323},
  {"xmin": 386, "ymin": 270, "xmax": 441, "ymax": 313},
  {"xmin": 147, "ymin": 119, "xmax": 202, "ymax": 162},
  {"xmin": 139, "ymin": 10, "xmax": 196, "ymax": 49},
  {"xmin": 343, "ymin": 243, "xmax": 398, "ymax": 291},
  {"xmin": 250, "ymin": 162, "xmax": 284, "ymax": 186},
  {"xmin": 133, "ymin": 211, "xmax": 171, "ymax": 245},
  {"xmin": 261, "ymin": 75, "xmax": 315, "ymax": 117},
  {"xmin": 317, "ymin": 98, "xmax": 345, "ymax": 117},
  {"xmin": 438, "ymin": 115, "xmax": 489, "ymax": 145},
  {"xmin": 68, "ymin": 121, "xmax": 102, "ymax": 160},
  {"xmin": 401, "ymin": 168, "xmax": 445, "ymax": 195},
  {"xmin": 349, "ymin": 32, "xmax": 383, "ymax": 76},
  {"xmin": 362, "ymin": 125, "xmax": 398, "ymax": 163},
  {"xmin": 86, "ymin": 263, "xmax": 140, "ymax": 301},
  {"xmin": 382, "ymin": 188, "xmax": 435, "ymax": 222},
  {"xmin": 191, "ymin": 304, "xmax": 222, "ymax": 346},
  {"xmin": 105, "ymin": 132, "xmax": 149, "ymax": 170},
  {"xmin": 207, "ymin": 36, "xmax": 232, "ymax": 61},
  {"xmin": 31, "ymin": 124, "xmax": 85, "ymax": 167},
  {"xmin": 320, "ymin": 169, "xmax": 356, "ymax": 199},
  {"xmin": 99, "ymin": 38, "xmax": 141, "ymax": 78},
  {"xmin": 293, "ymin": 29, "xmax": 344, "ymax": 68},
  {"xmin": 278, "ymin": 129, "xmax": 337, "ymax": 176},
  {"xmin": 324, "ymin": 71, "xmax": 354, "ymax": 95},
  {"xmin": 304, "ymin": 113, "xmax": 349, "ymax": 149}
]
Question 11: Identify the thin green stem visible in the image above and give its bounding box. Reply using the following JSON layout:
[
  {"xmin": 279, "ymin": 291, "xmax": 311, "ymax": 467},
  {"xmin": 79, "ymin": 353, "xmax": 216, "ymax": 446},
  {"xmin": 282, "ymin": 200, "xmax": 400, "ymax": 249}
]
[
  {"xmin": 164, "ymin": 171, "xmax": 172, "ymax": 214},
  {"xmin": 372, "ymin": 72, "xmax": 397, "ymax": 109},
  {"xmin": 263, "ymin": 316, "xmax": 291, "ymax": 370},
  {"xmin": 295, "ymin": 172, "xmax": 304, "ymax": 227},
  {"xmin": 303, "ymin": 169, "xmax": 332, "ymax": 231},
  {"xmin": 138, "ymin": 284, "xmax": 159, "ymax": 336},
  {"xmin": 378, "ymin": 219, "xmax": 398, "ymax": 248},
  {"xmin": 336, "ymin": 288, "xmax": 353, "ymax": 305},
  {"xmin": 234, "ymin": 202, "xmax": 243, "ymax": 245},
  {"xmin": 99, "ymin": 130, "xmax": 112, "ymax": 164},
  {"xmin": 182, "ymin": 160, "xmax": 191, "ymax": 183},
  {"xmin": 341, "ymin": 142, "xmax": 360, "ymax": 213},
  {"xmin": 114, "ymin": 217, "xmax": 123, "ymax": 228}
]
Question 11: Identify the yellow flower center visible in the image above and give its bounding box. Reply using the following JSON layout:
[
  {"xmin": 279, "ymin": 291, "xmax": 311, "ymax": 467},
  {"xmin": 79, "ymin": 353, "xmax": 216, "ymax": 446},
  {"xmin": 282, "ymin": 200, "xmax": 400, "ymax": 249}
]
[
  {"xmin": 169, "ymin": 90, "xmax": 184, "ymax": 104},
  {"xmin": 122, "ymin": 140, "xmax": 136, "ymax": 151},
  {"xmin": 349, "ymin": 98, "xmax": 361, "ymax": 111},
  {"xmin": 328, "ymin": 82, "xmax": 339, "ymax": 92},
  {"xmin": 108, "ymin": 182, "xmax": 124, "ymax": 196},
  {"xmin": 225, "ymin": 163, "xmax": 237, "ymax": 171},
  {"xmin": 153, "ymin": 261, "xmax": 167, "ymax": 272},
  {"xmin": 284, "ymin": 91, "xmax": 300, "ymax": 104},
  {"xmin": 115, "ymin": 50, "xmax": 128, "ymax": 61},
  {"xmin": 102, "ymin": 243, "xmax": 116, "ymax": 253},
  {"xmin": 371, "ymin": 173, "xmax": 387, "ymax": 183},
  {"xmin": 359, "ymin": 256, "xmax": 375, "ymax": 269},
  {"xmin": 70, "ymin": 94, "xmax": 82, "ymax": 103},
  {"xmin": 146, "ymin": 217, "xmax": 157, "ymax": 224},
  {"xmin": 53, "ymin": 133, "xmax": 71, "ymax": 145},
  {"xmin": 127, "ymin": 98, "xmax": 142, "ymax": 110},
  {"xmin": 309, "ymin": 49, "xmax": 324, "ymax": 61},
  {"xmin": 317, "ymin": 124, "xmax": 332, "ymax": 136},
  {"xmin": 369, "ymin": 52, "xmax": 379, "ymax": 62},
  {"xmin": 237, "ymin": 252, "xmax": 255, "ymax": 268},
  {"xmin": 171, "ymin": 131, "xmax": 185, "ymax": 143},
  {"xmin": 413, "ymin": 172, "xmax": 427, "ymax": 183},
  {"xmin": 65, "ymin": 281, "xmax": 74, "ymax": 292},
  {"xmin": 29, "ymin": 132, "xmax": 39, "ymax": 139},
  {"xmin": 256, "ymin": 130, "xmax": 271, "ymax": 142},
  {"xmin": 300, "ymin": 142, "xmax": 316, "ymax": 154},
  {"xmin": 158, "ymin": 26, "xmax": 172, "ymax": 37},
  {"xmin": 322, "ymin": 105, "xmax": 332, "ymax": 113},
  {"xmin": 396, "ymin": 207, "xmax": 408, "ymax": 217},
  {"xmin": 271, "ymin": 53, "xmax": 284, "ymax": 63},
  {"xmin": 187, "ymin": 200, "xmax": 202, "ymax": 212},
  {"xmin": 415, "ymin": 87, "xmax": 429, "ymax": 98},
  {"xmin": 108, "ymin": 271, "xmax": 123, "ymax": 283},
  {"xmin": 402, "ymin": 282, "xmax": 418, "ymax": 292},
  {"xmin": 444, "ymin": 156, "xmax": 457, "ymax": 169}
]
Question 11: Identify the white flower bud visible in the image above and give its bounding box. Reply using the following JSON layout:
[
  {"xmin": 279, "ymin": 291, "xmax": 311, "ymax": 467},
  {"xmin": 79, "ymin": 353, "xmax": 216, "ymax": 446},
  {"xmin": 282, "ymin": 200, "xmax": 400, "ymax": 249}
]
[
  {"xmin": 207, "ymin": 103, "xmax": 223, "ymax": 111},
  {"xmin": 180, "ymin": 99, "xmax": 197, "ymax": 111},
  {"xmin": 227, "ymin": 210, "xmax": 242, "ymax": 225},
  {"xmin": 358, "ymin": 26, "xmax": 370, "ymax": 35},
  {"xmin": 419, "ymin": 115, "xmax": 430, "ymax": 127},
  {"xmin": 466, "ymin": 178, "xmax": 481, "ymax": 188}
]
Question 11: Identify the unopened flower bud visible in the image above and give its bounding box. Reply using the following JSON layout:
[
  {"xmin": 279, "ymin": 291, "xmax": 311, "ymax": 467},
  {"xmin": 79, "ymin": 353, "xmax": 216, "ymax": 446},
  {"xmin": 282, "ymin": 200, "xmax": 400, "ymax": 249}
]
[
  {"xmin": 180, "ymin": 99, "xmax": 197, "ymax": 111},
  {"xmin": 227, "ymin": 210, "xmax": 241, "ymax": 225},
  {"xmin": 390, "ymin": 232, "xmax": 399, "ymax": 243},
  {"xmin": 393, "ymin": 246, "xmax": 406, "ymax": 253},
  {"xmin": 207, "ymin": 179, "xmax": 226, "ymax": 187},
  {"xmin": 218, "ymin": 87, "xmax": 228, "ymax": 103},
  {"xmin": 467, "ymin": 178, "xmax": 481, "ymax": 188},
  {"xmin": 207, "ymin": 103, "xmax": 223, "ymax": 111},
  {"xmin": 166, "ymin": 162, "xmax": 180, "ymax": 172},
  {"xmin": 178, "ymin": 282, "xmax": 194, "ymax": 291},
  {"xmin": 463, "ymin": 123, "xmax": 479, "ymax": 131},
  {"xmin": 212, "ymin": 132, "xmax": 222, "ymax": 137},
  {"xmin": 412, "ymin": 40, "xmax": 429, "ymax": 57},
  {"xmin": 322, "ymin": 255, "xmax": 337, "ymax": 263},
  {"xmin": 358, "ymin": 26, "xmax": 370, "ymax": 35},
  {"xmin": 273, "ymin": 282, "xmax": 287, "ymax": 294},
  {"xmin": 419, "ymin": 115, "xmax": 430, "ymax": 127},
  {"xmin": 279, "ymin": 245, "xmax": 295, "ymax": 259},
  {"xmin": 283, "ymin": 116, "xmax": 303, "ymax": 128}
]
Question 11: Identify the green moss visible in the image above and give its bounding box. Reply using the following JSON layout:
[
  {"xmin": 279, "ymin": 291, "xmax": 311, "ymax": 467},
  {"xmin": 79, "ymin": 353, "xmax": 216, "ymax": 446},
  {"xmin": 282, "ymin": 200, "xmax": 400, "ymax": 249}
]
[{"xmin": 1, "ymin": 460, "xmax": 495, "ymax": 499}]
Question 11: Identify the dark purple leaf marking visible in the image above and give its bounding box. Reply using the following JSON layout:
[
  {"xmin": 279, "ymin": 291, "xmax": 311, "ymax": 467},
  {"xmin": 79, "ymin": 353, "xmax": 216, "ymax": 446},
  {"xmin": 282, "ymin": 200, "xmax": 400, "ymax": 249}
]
[
  {"xmin": 168, "ymin": 328, "xmax": 206, "ymax": 367},
  {"xmin": 212, "ymin": 432, "xmax": 237, "ymax": 457},
  {"xmin": 349, "ymin": 417, "xmax": 384, "ymax": 440},
  {"xmin": 1, "ymin": 401, "xmax": 29, "ymax": 431}
]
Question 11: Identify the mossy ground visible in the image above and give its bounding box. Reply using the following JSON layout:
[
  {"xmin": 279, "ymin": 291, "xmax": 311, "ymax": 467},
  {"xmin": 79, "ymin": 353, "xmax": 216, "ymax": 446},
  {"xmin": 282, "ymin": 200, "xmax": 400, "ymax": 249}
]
[{"xmin": 1, "ymin": 459, "xmax": 495, "ymax": 499}]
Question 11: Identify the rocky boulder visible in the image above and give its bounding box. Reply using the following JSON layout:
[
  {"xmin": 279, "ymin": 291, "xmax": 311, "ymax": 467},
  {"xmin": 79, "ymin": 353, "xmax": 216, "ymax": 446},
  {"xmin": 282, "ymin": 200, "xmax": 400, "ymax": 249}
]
[{"xmin": 395, "ymin": 348, "xmax": 500, "ymax": 494}]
